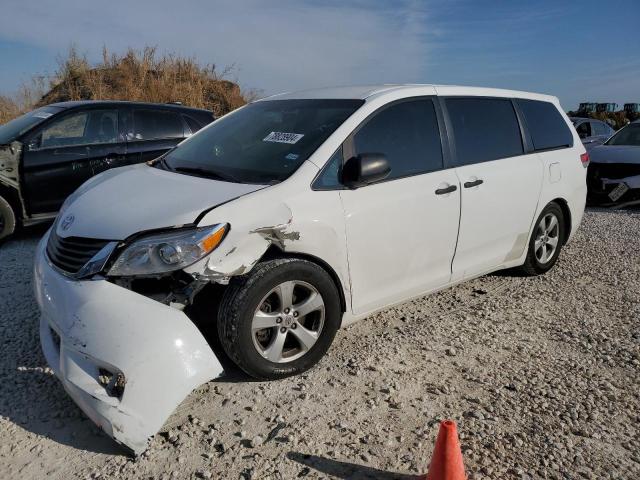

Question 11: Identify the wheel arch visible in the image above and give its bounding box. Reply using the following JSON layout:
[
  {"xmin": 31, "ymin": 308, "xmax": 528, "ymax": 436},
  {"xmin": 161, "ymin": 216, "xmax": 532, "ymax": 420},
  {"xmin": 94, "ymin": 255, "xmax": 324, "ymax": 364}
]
[
  {"xmin": 0, "ymin": 183, "xmax": 22, "ymax": 223},
  {"xmin": 549, "ymin": 197, "xmax": 572, "ymax": 245},
  {"xmin": 260, "ymin": 244, "xmax": 347, "ymax": 314}
]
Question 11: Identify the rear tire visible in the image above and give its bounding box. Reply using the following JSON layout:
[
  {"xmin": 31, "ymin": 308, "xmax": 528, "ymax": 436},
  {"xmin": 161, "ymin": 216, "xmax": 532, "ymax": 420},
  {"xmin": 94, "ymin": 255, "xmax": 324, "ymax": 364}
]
[
  {"xmin": 217, "ymin": 258, "xmax": 342, "ymax": 380},
  {"xmin": 0, "ymin": 195, "xmax": 17, "ymax": 241},
  {"xmin": 519, "ymin": 202, "xmax": 565, "ymax": 276}
]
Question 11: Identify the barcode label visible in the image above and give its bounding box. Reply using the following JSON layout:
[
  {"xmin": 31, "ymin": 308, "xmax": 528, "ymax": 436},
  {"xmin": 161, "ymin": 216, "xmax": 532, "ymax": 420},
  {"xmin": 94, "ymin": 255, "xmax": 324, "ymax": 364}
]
[{"xmin": 263, "ymin": 131, "xmax": 304, "ymax": 144}]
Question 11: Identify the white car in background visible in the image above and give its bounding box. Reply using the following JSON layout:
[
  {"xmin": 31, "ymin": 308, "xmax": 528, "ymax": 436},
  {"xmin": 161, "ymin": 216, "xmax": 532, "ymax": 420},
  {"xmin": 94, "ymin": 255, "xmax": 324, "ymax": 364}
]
[{"xmin": 34, "ymin": 84, "xmax": 587, "ymax": 454}]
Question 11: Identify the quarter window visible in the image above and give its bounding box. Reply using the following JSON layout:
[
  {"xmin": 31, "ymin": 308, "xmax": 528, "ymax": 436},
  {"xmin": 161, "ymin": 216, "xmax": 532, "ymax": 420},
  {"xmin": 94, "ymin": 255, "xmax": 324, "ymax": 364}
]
[
  {"xmin": 516, "ymin": 99, "xmax": 574, "ymax": 150},
  {"xmin": 38, "ymin": 110, "xmax": 118, "ymax": 149},
  {"xmin": 131, "ymin": 110, "xmax": 184, "ymax": 140},
  {"xmin": 353, "ymin": 99, "xmax": 443, "ymax": 180},
  {"xmin": 313, "ymin": 147, "xmax": 343, "ymax": 190},
  {"xmin": 446, "ymin": 98, "xmax": 523, "ymax": 165}
]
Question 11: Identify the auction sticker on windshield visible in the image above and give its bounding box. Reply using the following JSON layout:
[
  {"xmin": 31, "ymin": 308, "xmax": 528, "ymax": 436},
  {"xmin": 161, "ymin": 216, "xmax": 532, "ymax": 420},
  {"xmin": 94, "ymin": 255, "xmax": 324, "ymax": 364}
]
[{"xmin": 263, "ymin": 132, "xmax": 304, "ymax": 144}]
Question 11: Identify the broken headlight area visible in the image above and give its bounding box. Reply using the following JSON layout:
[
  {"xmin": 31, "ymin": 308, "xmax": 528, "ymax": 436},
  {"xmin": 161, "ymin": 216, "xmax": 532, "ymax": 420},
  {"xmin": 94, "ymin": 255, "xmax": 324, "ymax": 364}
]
[
  {"xmin": 104, "ymin": 223, "xmax": 229, "ymax": 306},
  {"xmin": 107, "ymin": 223, "xmax": 228, "ymax": 277},
  {"xmin": 111, "ymin": 270, "xmax": 209, "ymax": 308}
]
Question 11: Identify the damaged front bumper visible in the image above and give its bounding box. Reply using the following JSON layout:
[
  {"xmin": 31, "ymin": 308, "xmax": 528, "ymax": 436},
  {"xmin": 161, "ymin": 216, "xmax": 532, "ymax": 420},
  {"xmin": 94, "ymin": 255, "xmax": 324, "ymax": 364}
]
[
  {"xmin": 587, "ymin": 163, "xmax": 640, "ymax": 206},
  {"xmin": 33, "ymin": 232, "xmax": 224, "ymax": 455}
]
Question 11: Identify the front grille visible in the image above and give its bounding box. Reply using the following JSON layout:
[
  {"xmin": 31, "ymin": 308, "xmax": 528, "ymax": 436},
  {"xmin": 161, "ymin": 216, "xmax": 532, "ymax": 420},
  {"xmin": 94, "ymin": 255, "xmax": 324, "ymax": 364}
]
[{"xmin": 46, "ymin": 230, "xmax": 111, "ymax": 275}]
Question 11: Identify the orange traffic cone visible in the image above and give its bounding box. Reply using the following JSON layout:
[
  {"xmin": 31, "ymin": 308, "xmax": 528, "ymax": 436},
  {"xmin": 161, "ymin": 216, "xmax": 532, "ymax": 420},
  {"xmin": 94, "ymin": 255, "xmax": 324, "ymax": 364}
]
[{"xmin": 425, "ymin": 420, "xmax": 466, "ymax": 480}]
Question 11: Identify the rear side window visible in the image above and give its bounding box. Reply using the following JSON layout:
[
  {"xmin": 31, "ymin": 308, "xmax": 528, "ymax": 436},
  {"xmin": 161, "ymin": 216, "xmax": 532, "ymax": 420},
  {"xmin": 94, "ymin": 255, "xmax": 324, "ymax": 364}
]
[
  {"xmin": 446, "ymin": 98, "xmax": 523, "ymax": 166},
  {"xmin": 132, "ymin": 109, "xmax": 184, "ymax": 140},
  {"xmin": 516, "ymin": 99, "xmax": 573, "ymax": 151},
  {"xmin": 353, "ymin": 99, "xmax": 443, "ymax": 180}
]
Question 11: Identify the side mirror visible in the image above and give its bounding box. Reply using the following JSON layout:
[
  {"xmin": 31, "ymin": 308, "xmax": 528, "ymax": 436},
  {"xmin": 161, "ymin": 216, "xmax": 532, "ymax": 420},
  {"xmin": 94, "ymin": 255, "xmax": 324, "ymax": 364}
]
[{"xmin": 341, "ymin": 153, "xmax": 391, "ymax": 188}]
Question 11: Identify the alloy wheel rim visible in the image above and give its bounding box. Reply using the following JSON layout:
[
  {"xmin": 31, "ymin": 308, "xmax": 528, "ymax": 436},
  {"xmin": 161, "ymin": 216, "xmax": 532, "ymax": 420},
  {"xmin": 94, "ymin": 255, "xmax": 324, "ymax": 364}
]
[
  {"xmin": 534, "ymin": 213, "xmax": 560, "ymax": 264},
  {"xmin": 251, "ymin": 280, "xmax": 325, "ymax": 363}
]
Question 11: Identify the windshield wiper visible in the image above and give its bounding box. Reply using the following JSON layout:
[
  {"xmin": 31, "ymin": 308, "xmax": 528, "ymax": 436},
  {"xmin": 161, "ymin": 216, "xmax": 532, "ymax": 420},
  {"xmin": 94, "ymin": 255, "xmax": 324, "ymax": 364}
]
[{"xmin": 173, "ymin": 166, "xmax": 240, "ymax": 183}]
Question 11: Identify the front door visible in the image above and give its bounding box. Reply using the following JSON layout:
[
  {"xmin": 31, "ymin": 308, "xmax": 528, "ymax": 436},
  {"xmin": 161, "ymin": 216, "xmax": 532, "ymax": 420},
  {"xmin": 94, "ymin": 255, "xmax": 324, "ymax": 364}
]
[
  {"xmin": 22, "ymin": 108, "xmax": 124, "ymax": 214},
  {"xmin": 443, "ymin": 97, "xmax": 543, "ymax": 280},
  {"xmin": 339, "ymin": 98, "xmax": 461, "ymax": 316}
]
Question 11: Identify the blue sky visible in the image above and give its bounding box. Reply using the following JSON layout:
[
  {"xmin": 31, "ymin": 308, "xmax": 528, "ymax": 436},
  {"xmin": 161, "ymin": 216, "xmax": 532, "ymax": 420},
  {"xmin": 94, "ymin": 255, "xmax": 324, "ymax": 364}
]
[{"xmin": 0, "ymin": 0, "xmax": 638, "ymax": 110}]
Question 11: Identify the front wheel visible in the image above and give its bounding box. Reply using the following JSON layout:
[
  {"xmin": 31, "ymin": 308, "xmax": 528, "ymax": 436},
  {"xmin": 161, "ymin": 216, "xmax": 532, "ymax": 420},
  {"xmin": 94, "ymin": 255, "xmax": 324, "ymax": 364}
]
[
  {"xmin": 0, "ymin": 195, "xmax": 17, "ymax": 241},
  {"xmin": 519, "ymin": 202, "xmax": 565, "ymax": 276},
  {"xmin": 217, "ymin": 258, "xmax": 342, "ymax": 380}
]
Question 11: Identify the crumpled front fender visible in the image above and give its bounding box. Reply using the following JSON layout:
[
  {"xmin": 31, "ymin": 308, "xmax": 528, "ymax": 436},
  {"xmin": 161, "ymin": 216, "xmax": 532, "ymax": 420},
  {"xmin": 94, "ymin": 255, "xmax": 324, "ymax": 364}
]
[{"xmin": 34, "ymin": 234, "xmax": 223, "ymax": 455}]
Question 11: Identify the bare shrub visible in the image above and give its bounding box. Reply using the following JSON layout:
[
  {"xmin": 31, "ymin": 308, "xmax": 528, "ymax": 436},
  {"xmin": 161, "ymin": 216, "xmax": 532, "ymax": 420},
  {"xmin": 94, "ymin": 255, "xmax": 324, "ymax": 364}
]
[{"xmin": 0, "ymin": 46, "xmax": 252, "ymax": 124}]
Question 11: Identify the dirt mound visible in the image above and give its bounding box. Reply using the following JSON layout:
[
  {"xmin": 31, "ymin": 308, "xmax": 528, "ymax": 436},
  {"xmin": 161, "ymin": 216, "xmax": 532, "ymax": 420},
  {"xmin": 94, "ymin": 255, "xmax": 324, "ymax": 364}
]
[{"xmin": 35, "ymin": 47, "xmax": 247, "ymax": 117}]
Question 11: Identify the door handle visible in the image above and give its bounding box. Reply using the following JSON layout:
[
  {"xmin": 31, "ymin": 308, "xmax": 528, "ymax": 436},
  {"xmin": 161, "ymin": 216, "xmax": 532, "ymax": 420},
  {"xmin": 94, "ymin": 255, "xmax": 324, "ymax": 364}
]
[
  {"xmin": 435, "ymin": 184, "xmax": 457, "ymax": 195},
  {"xmin": 464, "ymin": 179, "xmax": 484, "ymax": 188}
]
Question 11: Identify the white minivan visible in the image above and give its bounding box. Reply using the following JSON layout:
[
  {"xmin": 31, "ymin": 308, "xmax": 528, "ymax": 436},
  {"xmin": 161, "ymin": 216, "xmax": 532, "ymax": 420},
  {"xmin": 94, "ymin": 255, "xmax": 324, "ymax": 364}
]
[{"xmin": 34, "ymin": 85, "xmax": 587, "ymax": 453}]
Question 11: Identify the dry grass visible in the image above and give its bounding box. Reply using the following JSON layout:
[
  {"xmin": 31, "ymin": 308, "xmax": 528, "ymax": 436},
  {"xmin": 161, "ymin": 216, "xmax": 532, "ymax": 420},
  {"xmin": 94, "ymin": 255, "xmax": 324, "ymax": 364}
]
[{"xmin": 0, "ymin": 46, "xmax": 253, "ymax": 124}]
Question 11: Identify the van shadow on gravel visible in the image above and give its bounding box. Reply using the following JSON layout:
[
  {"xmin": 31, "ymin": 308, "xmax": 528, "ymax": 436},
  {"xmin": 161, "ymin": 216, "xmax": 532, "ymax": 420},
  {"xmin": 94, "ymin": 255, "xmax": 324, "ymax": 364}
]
[
  {"xmin": 287, "ymin": 452, "xmax": 418, "ymax": 479},
  {"xmin": 0, "ymin": 225, "xmax": 125, "ymax": 456}
]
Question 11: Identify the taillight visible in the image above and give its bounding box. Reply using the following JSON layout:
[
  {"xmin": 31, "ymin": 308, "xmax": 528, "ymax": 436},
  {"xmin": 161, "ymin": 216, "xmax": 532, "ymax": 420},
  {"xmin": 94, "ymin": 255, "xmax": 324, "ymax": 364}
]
[{"xmin": 580, "ymin": 152, "xmax": 589, "ymax": 168}]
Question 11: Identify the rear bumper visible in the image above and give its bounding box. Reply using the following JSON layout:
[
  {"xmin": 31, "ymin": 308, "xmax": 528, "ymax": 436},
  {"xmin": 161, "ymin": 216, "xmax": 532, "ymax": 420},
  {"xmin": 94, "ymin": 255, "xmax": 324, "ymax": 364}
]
[{"xmin": 34, "ymin": 231, "xmax": 223, "ymax": 455}]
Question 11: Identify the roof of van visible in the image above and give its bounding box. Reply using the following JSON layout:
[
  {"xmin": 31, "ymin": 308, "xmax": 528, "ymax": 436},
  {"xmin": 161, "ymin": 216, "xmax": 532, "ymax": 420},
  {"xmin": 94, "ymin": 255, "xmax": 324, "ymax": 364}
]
[
  {"xmin": 46, "ymin": 100, "xmax": 212, "ymax": 114},
  {"xmin": 263, "ymin": 84, "xmax": 559, "ymax": 104}
]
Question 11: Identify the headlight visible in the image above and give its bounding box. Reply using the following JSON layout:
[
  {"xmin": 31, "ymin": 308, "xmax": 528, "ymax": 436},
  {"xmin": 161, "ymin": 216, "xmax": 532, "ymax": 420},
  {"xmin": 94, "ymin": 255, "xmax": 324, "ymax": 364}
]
[{"xmin": 107, "ymin": 224, "xmax": 228, "ymax": 277}]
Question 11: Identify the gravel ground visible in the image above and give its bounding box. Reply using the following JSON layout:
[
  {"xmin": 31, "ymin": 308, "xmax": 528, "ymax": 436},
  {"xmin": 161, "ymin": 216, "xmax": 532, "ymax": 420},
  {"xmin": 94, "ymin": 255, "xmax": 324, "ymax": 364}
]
[{"xmin": 0, "ymin": 209, "xmax": 638, "ymax": 480}]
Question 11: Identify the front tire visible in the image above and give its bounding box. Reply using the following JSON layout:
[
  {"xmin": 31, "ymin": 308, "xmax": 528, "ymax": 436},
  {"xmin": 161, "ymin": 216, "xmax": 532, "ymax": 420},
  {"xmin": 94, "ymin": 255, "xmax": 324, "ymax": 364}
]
[
  {"xmin": 0, "ymin": 195, "xmax": 17, "ymax": 241},
  {"xmin": 519, "ymin": 202, "xmax": 565, "ymax": 276},
  {"xmin": 217, "ymin": 258, "xmax": 342, "ymax": 380}
]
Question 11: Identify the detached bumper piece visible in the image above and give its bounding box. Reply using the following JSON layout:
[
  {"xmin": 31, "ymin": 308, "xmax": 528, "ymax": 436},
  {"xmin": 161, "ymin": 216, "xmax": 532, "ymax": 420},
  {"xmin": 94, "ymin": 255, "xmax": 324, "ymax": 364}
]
[
  {"xmin": 34, "ymin": 235, "xmax": 224, "ymax": 455},
  {"xmin": 587, "ymin": 163, "xmax": 640, "ymax": 206}
]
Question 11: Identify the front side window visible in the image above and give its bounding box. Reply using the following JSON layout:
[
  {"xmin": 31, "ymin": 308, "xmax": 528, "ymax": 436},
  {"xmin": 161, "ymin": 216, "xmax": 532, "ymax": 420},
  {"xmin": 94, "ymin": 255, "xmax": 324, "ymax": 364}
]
[
  {"xmin": 37, "ymin": 109, "xmax": 118, "ymax": 149},
  {"xmin": 446, "ymin": 98, "xmax": 523, "ymax": 165},
  {"xmin": 132, "ymin": 110, "xmax": 184, "ymax": 140},
  {"xmin": 0, "ymin": 106, "xmax": 64, "ymax": 144},
  {"xmin": 516, "ymin": 99, "xmax": 574, "ymax": 150},
  {"xmin": 353, "ymin": 99, "xmax": 443, "ymax": 179},
  {"xmin": 605, "ymin": 123, "xmax": 640, "ymax": 146},
  {"xmin": 163, "ymin": 99, "xmax": 363, "ymax": 184}
]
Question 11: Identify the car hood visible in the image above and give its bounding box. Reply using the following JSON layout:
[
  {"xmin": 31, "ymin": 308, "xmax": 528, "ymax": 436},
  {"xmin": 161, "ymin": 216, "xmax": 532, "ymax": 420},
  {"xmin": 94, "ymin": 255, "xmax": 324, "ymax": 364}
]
[
  {"xmin": 589, "ymin": 145, "xmax": 640, "ymax": 165},
  {"xmin": 57, "ymin": 164, "xmax": 266, "ymax": 240}
]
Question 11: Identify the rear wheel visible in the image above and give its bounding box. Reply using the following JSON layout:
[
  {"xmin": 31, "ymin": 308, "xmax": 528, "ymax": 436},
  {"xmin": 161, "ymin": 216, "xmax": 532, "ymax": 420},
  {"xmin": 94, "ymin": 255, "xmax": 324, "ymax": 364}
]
[
  {"xmin": 520, "ymin": 202, "xmax": 565, "ymax": 276},
  {"xmin": 0, "ymin": 195, "xmax": 17, "ymax": 241},
  {"xmin": 217, "ymin": 258, "xmax": 342, "ymax": 379}
]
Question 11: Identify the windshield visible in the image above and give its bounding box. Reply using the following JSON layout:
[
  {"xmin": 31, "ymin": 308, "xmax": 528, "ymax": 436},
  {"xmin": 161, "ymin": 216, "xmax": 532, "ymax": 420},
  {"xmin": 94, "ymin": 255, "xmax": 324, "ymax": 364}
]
[
  {"xmin": 605, "ymin": 123, "xmax": 640, "ymax": 146},
  {"xmin": 163, "ymin": 99, "xmax": 364, "ymax": 184},
  {"xmin": 0, "ymin": 106, "xmax": 65, "ymax": 144}
]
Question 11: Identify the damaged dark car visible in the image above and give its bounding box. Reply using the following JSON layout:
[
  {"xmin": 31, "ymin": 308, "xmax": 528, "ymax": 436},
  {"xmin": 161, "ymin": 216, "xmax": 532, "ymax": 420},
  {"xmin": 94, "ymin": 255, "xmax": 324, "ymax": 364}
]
[
  {"xmin": 0, "ymin": 101, "xmax": 214, "ymax": 240},
  {"xmin": 587, "ymin": 120, "xmax": 640, "ymax": 207}
]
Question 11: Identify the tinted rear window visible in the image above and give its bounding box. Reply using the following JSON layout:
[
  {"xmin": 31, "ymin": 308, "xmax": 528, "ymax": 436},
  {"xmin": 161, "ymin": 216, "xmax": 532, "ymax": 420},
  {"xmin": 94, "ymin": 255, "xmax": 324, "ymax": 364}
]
[
  {"xmin": 132, "ymin": 109, "xmax": 184, "ymax": 140},
  {"xmin": 446, "ymin": 98, "xmax": 523, "ymax": 165},
  {"xmin": 516, "ymin": 99, "xmax": 573, "ymax": 151}
]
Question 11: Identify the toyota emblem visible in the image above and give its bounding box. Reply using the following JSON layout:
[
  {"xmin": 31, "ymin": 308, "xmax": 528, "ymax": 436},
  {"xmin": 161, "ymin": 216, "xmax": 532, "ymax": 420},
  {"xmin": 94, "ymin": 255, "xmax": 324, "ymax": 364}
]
[{"xmin": 61, "ymin": 215, "xmax": 75, "ymax": 231}]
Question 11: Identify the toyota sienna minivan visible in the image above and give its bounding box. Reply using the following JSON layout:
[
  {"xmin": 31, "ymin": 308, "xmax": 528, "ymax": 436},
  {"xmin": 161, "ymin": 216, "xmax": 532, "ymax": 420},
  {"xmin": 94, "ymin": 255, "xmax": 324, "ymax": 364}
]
[{"xmin": 34, "ymin": 84, "xmax": 587, "ymax": 454}]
